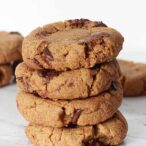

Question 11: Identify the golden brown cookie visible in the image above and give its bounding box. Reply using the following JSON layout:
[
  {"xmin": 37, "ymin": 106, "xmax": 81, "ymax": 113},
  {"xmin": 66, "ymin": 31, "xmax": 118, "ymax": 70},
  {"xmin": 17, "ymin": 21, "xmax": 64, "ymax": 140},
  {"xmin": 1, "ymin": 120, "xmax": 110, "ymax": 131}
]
[
  {"xmin": 118, "ymin": 60, "xmax": 146, "ymax": 96},
  {"xmin": 0, "ymin": 31, "xmax": 23, "ymax": 64},
  {"xmin": 22, "ymin": 19, "xmax": 124, "ymax": 71},
  {"xmin": 16, "ymin": 60, "xmax": 122, "ymax": 100},
  {"xmin": 16, "ymin": 82, "xmax": 122, "ymax": 128},
  {"xmin": 25, "ymin": 111, "xmax": 128, "ymax": 146},
  {"xmin": 0, "ymin": 64, "xmax": 13, "ymax": 86}
]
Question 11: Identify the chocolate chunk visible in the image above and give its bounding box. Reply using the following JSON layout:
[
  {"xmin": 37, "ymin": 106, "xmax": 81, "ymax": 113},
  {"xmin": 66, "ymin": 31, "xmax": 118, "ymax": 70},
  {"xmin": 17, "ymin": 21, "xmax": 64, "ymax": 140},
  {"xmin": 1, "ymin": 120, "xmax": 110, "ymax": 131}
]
[
  {"xmin": 37, "ymin": 71, "xmax": 47, "ymax": 77},
  {"xmin": 37, "ymin": 70, "xmax": 60, "ymax": 80},
  {"xmin": 9, "ymin": 31, "xmax": 21, "ymax": 35},
  {"xmin": 67, "ymin": 19, "xmax": 107, "ymax": 28},
  {"xmin": 85, "ymin": 139, "xmax": 104, "ymax": 146},
  {"xmin": 43, "ymin": 47, "xmax": 53, "ymax": 60},
  {"xmin": 46, "ymin": 71, "xmax": 60, "ymax": 80},
  {"xmin": 95, "ymin": 21, "xmax": 107, "ymax": 27},
  {"xmin": 68, "ymin": 82, "xmax": 74, "ymax": 87},
  {"xmin": 94, "ymin": 33, "xmax": 110, "ymax": 38},
  {"xmin": 80, "ymin": 32, "xmax": 110, "ymax": 46},
  {"xmin": 79, "ymin": 33, "xmax": 110, "ymax": 58},
  {"xmin": 67, "ymin": 19, "xmax": 90, "ymax": 28},
  {"xmin": 70, "ymin": 109, "xmax": 82, "ymax": 125},
  {"xmin": 33, "ymin": 59, "xmax": 43, "ymax": 68},
  {"xmin": 36, "ymin": 31, "xmax": 49, "ymax": 37}
]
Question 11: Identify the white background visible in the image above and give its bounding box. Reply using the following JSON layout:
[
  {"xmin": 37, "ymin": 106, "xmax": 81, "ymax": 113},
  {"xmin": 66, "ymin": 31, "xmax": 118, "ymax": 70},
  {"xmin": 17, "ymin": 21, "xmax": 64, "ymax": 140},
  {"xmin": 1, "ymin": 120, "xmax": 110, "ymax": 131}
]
[
  {"xmin": 0, "ymin": 0, "xmax": 146, "ymax": 52},
  {"xmin": 0, "ymin": 0, "xmax": 146, "ymax": 146}
]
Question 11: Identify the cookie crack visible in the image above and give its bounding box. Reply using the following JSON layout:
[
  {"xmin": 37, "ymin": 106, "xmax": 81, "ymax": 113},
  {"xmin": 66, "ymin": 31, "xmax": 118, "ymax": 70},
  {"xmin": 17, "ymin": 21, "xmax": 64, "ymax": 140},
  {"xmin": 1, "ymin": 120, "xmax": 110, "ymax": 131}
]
[
  {"xmin": 50, "ymin": 128, "xmax": 55, "ymax": 146},
  {"xmin": 58, "ymin": 128, "xmax": 64, "ymax": 143}
]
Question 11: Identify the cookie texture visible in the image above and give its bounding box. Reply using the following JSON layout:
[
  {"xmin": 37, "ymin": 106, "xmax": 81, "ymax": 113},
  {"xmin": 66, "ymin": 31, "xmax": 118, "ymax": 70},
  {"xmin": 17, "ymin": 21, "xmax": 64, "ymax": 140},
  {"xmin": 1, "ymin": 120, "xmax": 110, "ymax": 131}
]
[
  {"xmin": 25, "ymin": 111, "xmax": 128, "ymax": 146},
  {"xmin": 16, "ymin": 60, "xmax": 122, "ymax": 100},
  {"xmin": 119, "ymin": 60, "xmax": 146, "ymax": 96},
  {"xmin": 22, "ymin": 19, "xmax": 124, "ymax": 71},
  {"xmin": 16, "ymin": 82, "xmax": 122, "ymax": 127},
  {"xmin": 0, "ymin": 64, "xmax": 13, "ymax": 86},
  {"xmin": 0, "ymin": 31, "xmax": 23, "ymax": 64}
]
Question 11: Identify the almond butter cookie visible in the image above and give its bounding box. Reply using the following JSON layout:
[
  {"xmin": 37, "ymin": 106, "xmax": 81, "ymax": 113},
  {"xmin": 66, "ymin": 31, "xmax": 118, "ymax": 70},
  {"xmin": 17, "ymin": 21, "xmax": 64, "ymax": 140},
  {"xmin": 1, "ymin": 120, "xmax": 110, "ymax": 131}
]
[{"xmin": 22, "ymin": 19, "xmax": 124, "ymax": 71}]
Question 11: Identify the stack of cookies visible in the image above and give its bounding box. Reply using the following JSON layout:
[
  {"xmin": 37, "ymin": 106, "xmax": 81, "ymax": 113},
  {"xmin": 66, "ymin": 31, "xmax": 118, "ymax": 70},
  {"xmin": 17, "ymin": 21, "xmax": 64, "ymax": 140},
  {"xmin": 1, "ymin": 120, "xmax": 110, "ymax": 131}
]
[
  {"xmin": 16, "ymin": 19, "xmax": 128, "ymax": 146},
  {"xmin": 0, "ymin": 31, "xmax": 23, "ymax": 86}
]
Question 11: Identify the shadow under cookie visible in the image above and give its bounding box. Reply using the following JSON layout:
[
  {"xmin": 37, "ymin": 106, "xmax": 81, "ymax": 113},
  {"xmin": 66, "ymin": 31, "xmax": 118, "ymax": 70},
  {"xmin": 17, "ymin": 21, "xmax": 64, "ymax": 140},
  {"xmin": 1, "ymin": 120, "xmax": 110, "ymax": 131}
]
[{"xmin": 25, "ymin": 111, "xmax": 128, "ymax": 146}]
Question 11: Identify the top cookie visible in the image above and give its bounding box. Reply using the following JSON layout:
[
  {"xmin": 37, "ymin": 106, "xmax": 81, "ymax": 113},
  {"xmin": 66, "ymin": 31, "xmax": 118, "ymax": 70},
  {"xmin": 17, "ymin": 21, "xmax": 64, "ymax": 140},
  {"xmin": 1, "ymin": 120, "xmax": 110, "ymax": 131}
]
[
  {"xmin": 119, "ymin": 60, "xmax": 146, "ymax": 96},
  {"xmin": 22, "ymin": 19, "xmax": 124, "ymax": 71},
  {"xmin": 0, "ymin": 31, "xmax": 23, "ymax": 64}
]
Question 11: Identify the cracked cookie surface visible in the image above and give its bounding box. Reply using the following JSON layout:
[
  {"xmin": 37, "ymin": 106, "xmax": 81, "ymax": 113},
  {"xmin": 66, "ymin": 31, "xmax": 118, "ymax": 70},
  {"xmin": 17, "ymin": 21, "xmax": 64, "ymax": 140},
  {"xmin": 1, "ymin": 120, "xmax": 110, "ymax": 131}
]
[
  {"xmin": 16, "ymin": 60, "xmax": 122, "ymax": 100},
  {"xmin": 22, "ymin": 19, "xmax": 124, "ymax": 71},
  {"xmin": 119, "ymin": 60, "xmax": 146, "ymax": 96},
  {"xmin": 0, "ymin": 64, "xmax": 13, "ymax": 86},
  {"xmin": 0, "ymin": 31, "xmax": 23, "ymax": 64},
  {"xmin": 25, "ymin": 111, "xmax": 128, "ymax": 146},
  {"xmin": 16, "ymin": 82, "xmax": 122, "ymax": 127}
]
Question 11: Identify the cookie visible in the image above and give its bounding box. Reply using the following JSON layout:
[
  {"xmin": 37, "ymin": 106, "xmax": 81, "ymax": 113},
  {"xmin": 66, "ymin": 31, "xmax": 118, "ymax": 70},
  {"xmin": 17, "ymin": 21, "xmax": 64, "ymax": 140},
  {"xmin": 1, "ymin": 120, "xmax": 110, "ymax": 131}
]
[
  {"xmin": 118, "ymin": 60, "xmax": 146, "ymax": 96},
  {"xmin": 0, "ymin": 64, "xmax": 13, "ymax": 86},
  {"xmin": 16, "ymin": 60, "xmax": 122, "ymax": 100},
  {"xmin": 25, "ymin": 111, "xmax": 128, "ymax": 146},
  {"xmin": 16, "ymin": 82, "xmax": 122, "ymax": 127},
  {"xmin": 22, "ymin": 19, "xmax": 124, "ymax": 71},
  {"xmin": 0, "ymin": 31, "xmax": 23, "ymax": 64}
]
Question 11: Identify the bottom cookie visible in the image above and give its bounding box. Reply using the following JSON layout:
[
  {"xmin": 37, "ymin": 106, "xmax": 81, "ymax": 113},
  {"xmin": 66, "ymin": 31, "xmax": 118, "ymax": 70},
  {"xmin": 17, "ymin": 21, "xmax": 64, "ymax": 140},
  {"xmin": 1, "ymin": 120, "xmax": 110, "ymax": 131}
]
[
  {"xmin": 25, "ymin": 111, "xmax": 128, "ymax": 146},
  {"xmin": 118, "ymin": 60, "xmax": 146, "ymax": 96},
  {"xmin": 0, "ymin": 64, "xmax": 13, "ymax": 86}
]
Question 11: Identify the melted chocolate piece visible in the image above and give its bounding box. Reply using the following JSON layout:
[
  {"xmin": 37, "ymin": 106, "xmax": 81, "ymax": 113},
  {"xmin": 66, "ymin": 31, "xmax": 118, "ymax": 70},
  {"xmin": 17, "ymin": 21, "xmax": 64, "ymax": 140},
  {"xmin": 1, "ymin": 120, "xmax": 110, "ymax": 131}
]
[
  {"xmin": 36, "ymin": 31, "xmax": 49, "ymax": 37},
  {"xmin": 9, "ymin": 31, "xmax": 21, "ymax": 35},
  {"xmin": 85, "ymin": 139, "xmax": 104, "ymax": 146},
  {"xmin": 67, "ymin": 19, "xmax": 90, "ymax": 28},
  {"xmin": 94, "ymin": 33, "xmax": 110, "ymax": 38},
  {"xmin": 95, "ymin": 21, "xmax": 107, "ymax": 27},
  {"xmin": 67, "ymin": 19, "xmax": 107, "ymax": 28},
  {"xmin": 68, "ymin": 82, "xmax": 74, "ymax": 87},
  {"xmin": 43, "ymin": 47, "xmax": 53, "ymax": 60},
  {"xmin": 37, "ymin": 70, "xmax": 60, "ymax": 80},
  {"xmin": 33, "ymin": 59, "xmax": 43, "ymax": 68},
  {"xmin": 79, "ymin": 33, "xmax": 110, "ymax": 58},
  {"xmin": 70, "ymin": 109, "xmax": 82, "ymax": 125}
]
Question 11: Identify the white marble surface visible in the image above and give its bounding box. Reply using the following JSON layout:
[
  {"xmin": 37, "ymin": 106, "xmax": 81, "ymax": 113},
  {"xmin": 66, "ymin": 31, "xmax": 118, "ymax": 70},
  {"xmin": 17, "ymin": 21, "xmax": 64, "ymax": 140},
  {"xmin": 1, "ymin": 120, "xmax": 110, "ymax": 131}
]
[{"xmin": 0, "ymin": 52, "xmax": 146, "ymax": 146}]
